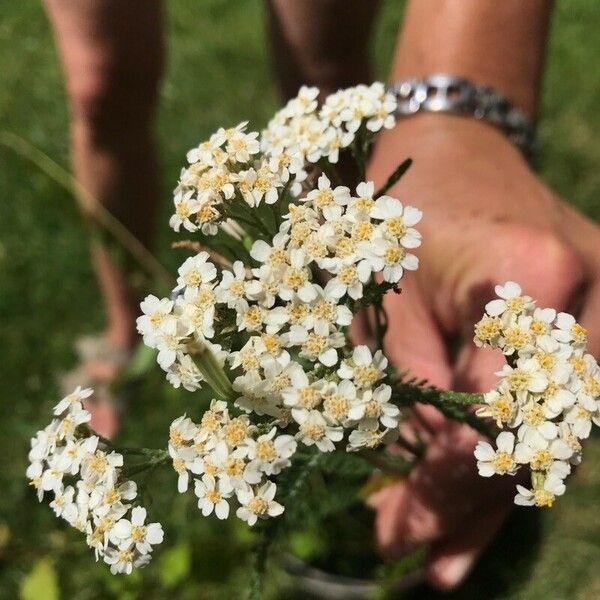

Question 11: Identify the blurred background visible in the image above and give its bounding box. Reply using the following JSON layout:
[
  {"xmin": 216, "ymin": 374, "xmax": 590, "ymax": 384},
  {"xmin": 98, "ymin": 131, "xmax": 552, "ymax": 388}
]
[{"xmin": 1, "ymin": 0, "xmax": 599, "ymax": 598}]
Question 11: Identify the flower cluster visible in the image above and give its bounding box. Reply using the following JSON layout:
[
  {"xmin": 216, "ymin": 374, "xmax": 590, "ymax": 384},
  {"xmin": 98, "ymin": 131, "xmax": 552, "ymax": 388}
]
[
  {"xmin": 261, "ymin": 82, "xmax": 397, "ymax": 164},
  {"xmin": 26, "ymin": 387, "xmax": 164, "ymax": 573},
  {"xmin": 168, "ymin": 401, "xmax": 291, "ymax": 525},
  {"xmin": 139, "ymin": 97, "xmax": 423, "ymax": 523},
  {"xmin": 474, "ymin": 282, "xmax": 600, "ymax": 507},
  {"xmin": 140, "ymin": 172, "xmax": 422, "ymax": 460},
  {"xmin": 170, "ymin": 121, "xmax": 292, "ymax": 235},
  {"xmin": 169, "ymin": 83, "xmax": 398, "ymax": 236}
]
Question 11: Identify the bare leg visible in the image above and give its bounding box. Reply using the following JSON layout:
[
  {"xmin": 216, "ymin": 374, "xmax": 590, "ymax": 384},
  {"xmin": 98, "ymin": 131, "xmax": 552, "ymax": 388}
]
[
  {"xmin": 266, "ymin": 0, "xmax": 380, "ymax": 100},
  {"xmin": 44, "ymin": 0, "xmax": 163, "ymax": 352}
]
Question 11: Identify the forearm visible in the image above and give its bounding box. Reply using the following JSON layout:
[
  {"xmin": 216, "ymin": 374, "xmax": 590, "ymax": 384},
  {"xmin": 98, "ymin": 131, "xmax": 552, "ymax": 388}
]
[
  {"xmin": 266, "ymin": 0, "xmax": 379, "ymax": 100},
  {"xmin": 392, "ymin": 0, "xmax": 554, "ymax": 117}
]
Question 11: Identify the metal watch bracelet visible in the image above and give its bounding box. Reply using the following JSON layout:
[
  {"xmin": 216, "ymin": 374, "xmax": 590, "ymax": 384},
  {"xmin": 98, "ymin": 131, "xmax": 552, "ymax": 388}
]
[{"xmin": 388, "ymin": 74, "xmax": 536, "ymax": 159}]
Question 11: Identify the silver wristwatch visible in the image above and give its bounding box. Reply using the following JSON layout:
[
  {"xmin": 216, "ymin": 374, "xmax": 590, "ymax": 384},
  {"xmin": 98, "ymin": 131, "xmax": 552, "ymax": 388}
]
[{"xmin": 388, "ymin": 74, "xmax": 536, "ymax": 159}]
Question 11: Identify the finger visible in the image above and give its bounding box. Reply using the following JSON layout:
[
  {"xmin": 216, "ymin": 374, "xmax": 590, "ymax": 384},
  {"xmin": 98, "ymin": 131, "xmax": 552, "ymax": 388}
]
[
  {"xmin": 384, "ymin": 277, "xmax": 453, "ymax": 390},
  {"xmin": 426, "ymin": 504, "xmax": 510, "ymax": 591},
  {"xmin": 373, "ymin": 481, "xmax": 411, "ymax": 554},
  {"xmin": 453, "ymin": 345, "xmax": 504, "ymax": 393},
  {"xmin": 376, "ymin": 421, "xmax": 482, "ymax": 559},
  {"xmin": 579, "ymin": 279, "xmax": 600, "ymax": 359}
]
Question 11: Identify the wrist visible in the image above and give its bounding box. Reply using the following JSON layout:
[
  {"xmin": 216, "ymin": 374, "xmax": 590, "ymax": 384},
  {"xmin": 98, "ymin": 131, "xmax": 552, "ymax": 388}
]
[
  {"xmin": 380, "ymin": 112, "xmax": 519, "ymax": 153},
  {"xmin": 392, "ymin": 0, "xmax": 553, "ymax": 118},
  {"xmin": 370, "ymin": 112, "xmax": 530, "ymax": 192}
]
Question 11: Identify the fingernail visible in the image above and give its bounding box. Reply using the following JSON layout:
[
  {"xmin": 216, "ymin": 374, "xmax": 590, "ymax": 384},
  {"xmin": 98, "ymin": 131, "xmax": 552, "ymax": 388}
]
[{"xmin": 434, "ymin": 555, "xmax": 473, "ymax": 589}]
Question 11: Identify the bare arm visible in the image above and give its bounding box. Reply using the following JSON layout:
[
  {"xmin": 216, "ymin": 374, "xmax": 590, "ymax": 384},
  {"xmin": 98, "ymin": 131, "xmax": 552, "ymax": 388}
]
[{"xmin": 392, "ymin": 0, "xmax": 553, "ymax": 116}]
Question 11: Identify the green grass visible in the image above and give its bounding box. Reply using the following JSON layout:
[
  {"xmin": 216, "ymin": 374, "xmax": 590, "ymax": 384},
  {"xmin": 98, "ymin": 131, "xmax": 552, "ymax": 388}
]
[{"xmin": 1, "ymin": 0, "xmax": 599, "ymax": 598}]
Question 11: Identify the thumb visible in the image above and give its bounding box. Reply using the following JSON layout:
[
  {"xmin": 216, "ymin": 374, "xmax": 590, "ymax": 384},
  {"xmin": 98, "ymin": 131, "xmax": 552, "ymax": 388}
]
[
  {"xmin": 426, "ymin": 504, "xmax": 509, "ymax": 590},
  {"xmin": 453, "ymin": 228, "xmax": 586, "ymax": 393}
]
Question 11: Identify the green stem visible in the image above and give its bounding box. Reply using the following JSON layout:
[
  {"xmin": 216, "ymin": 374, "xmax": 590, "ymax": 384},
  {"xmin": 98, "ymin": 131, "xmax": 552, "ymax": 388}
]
[
  {"xmin": 122, "ymin": 452, "xmax": 170, "ymax": 478},
  {"xmin": 269, "ymin": 201, "xmax": 282, "ymax": 232},
  {"xmin": 395, "ymin": 433, "xmax": 424, "ymax": 458},
  {"xmin": 231, "ymin": 199, "xmax": 275, "ymax": 239},
  {"xmin": 358, "ymin": 449, "xmax": 413, "ymax": 477},
  {"xmin": 248, "ymin": 529, "xmax": 271, "ymax": 600},
  {"xmin": 318, "ymin": 159, "xmax": 343, "ymax": 187},
  {"xmin": 190, "ymin": 343, "xmax": 236, "ymax": 401},
  {"xmin": 374, "ymin": 158, "xmax": 413, "ymax": 198},
  {"xmin": 391, "ymin": 381, "xmax": 495, "ymax": 439},
  {"xmin": 373, "ymin": 301, "xmax": 389, "ymax": 351}
]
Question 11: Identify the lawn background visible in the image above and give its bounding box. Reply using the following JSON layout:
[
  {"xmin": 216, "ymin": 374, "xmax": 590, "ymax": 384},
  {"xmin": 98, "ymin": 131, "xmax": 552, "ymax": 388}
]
[{"xmin": 0, "ymin": 1, "xmax": 599, "ymax": 598}]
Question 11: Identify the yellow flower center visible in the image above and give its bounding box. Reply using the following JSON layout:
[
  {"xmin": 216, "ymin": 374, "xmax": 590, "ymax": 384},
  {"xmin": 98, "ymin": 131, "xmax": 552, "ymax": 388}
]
[
  {"xmin": 262, "ymin": 334, "xmax": 280, "ymax": 354},
  {"xmin": 506, "ymin": 370, "xmax": 530, "ymax": 392},
  {"xmin": 149, "ymin": 311, "xmax": 165, "ymax": 328},
  {"xmin": 284, "ymin": 267, "xmax": 307, "ymax": 289},
  {"xmin": 304, "ymin": 238, "xmax": 327, "ymax": 258},
  {"xmin": 536, "ymin": 352, "xmax": 556, "ymax": 371},
  {"xmin": 364, "ymin": 400, "xmax": 382, "ymax": 419},
  {"xmin": 197, "ymin": 204, "xmax": 219, "ymax": 224},
  {"xmin": 323, "ymin": 395, "xmax": 349, "ymax": 421},
  {"xmin": 290, "ymin": 222, "xmax": 311, "ymax": 245},
  {"xmin": 201, "ymin": 410, "xmax": 221, "ymax": 432},
  {"xmin": 243, "ymin": 306, "xmax": 264, "ymax": 331},
  {"xmin": 240, "ymin": 349, "xmax": 260, "ymax": 372},
  {"xmin": 339, "ymin": 266, "xmax": 357, "ymax": 285},
  {"xmin": 255, "ymin": 440, "xmax": 277, "ymax": 461},
  {"xmin": 505, "ymin": 297, "xmax": 525, "ymax": 312},
  {"xmin": 533, "ymin": 489, "xmax": 555, "ymax": 508},
  {"xmin": 302, "ymin": 333, "xmax": 327, "ymax": 357},
  {"xmin": 173, "ymin": 458, "xmax": 186, "ymax": 474},
  {"xmin": 224, "ymin": 419, "xmax": 248, "ymax": 446},
  {"xmin": 170, "ymin": 430, "xmax": 185, "ymax": 448},
  {"xmin": 335, "ymin": 238, "xmax": 356, "ymax": 259},
  {"xmin": 229, "ymin": 281, "xmax": 245, "ymax": 297},
  {"xmin": 287, "ymin": 302, "xmax": 308, "ymax": 323},
  {"xmin": 492, "ymin": 452, "xmax": 515, "ymax": 474},
  {"xmin": 247, "ymin": 497, "xmax": 268, "ymax": 515},
  {"xmin": 225, "ymin": 458, "xmax": 244, "ymax": 477},
  {"xmin": 523, "ymin": 405, "xmax": 545, "ymax": 426},
  {"xmin": 104, "ymin": 488, "xmax": 121, "ymax": 505},
  {"xmin": 385, "ymin": 217, "xmax": 405, "ymax": 238},
  {"xmin": 530, "ymin": 320, "xmax": 548, "ymax": 335},
  {"xmin": 270, "ymin": 373, "xmax": 291, "ymax": 393},
  {"xmin": 175, "ymin": 201, "xmax": 191, "ymax": 219},
  {"xmin": 267, "ymin": 248, "xmax": 288, "ymax": 268},
  {"xmin": 87, "ymin": 454, "xmax": 108, "ymax": 474},
  {"xmin": 301, "ymin": 423, "xmax": 325, "ymax": 441},
  {"xmin": 569, "ymin": 356, "xmax": 586, "ymax": 375},
  {"xmin": 474, "ymin": 316, "xmax": 502, "ymax": 344},
  {"xmin": 298, "ymin": 387, "xmax": 321, "ymax": 409},
  {"xmin": 503, "ymin": 326, "xmax": 531, "ymax": 349},
  {"xmin": 489, "ymin": 396, "xmax": 515, "ymax": 424},
  {"xmin": 530, "ymin": 450, "xmax": 553, "ymax": 471},
  {"xmin": 206, "ymin": 490, "xmax": 221, "ymax": 504},
  {"xmin": 314, "ymin": 189, "xmax": 333, "ymax": 208},
  {"xmin": 203, "ymin": 459, "xmax": 218, "ymax": 476},
  {"xmin": 570, "ymin": 323, "xmax": 587, "ymax": 344},
  {"xmin": 352, "ymin": 221, "xmax": 374, "ymax": 241},
  {"xmin": 354, "ymin": 197, "xmax": 374, "ymax": 213},
  {"xmin": 312, "ymin": 300, "xmax": 335, "ymax": 321},
  {"xmin": 131, "ymin": 525, "xmax": 145, "ymax": 542},
  {"xmin": 383, "ymin": 246, "xmax": 405, "ymax": 265},
  {"xmin": 353, "ymin": 365, "xmax": 379, "ymax": 388}
]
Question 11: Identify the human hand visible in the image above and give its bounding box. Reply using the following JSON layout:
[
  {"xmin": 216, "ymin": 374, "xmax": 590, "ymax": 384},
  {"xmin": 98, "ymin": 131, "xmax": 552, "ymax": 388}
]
[{"xmin": 366, "ymin": 113, "xmax": 600, "ymax": 589}]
